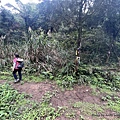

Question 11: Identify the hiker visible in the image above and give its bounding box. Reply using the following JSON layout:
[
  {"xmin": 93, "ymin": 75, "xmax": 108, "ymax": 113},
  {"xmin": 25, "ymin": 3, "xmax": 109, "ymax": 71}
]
[{"xmin": 12, "ymin": 53, "xmax": 23, "ymax": 83}]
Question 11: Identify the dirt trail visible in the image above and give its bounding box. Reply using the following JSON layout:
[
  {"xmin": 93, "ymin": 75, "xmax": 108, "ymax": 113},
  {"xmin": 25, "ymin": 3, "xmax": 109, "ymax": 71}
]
[
  {"xmin": 0, "ymin": 80, "xmax": 119, "ymax": 120},
  {"xmin": 0, "ymin": 80, "xmax": 99, "ymax": 105}
]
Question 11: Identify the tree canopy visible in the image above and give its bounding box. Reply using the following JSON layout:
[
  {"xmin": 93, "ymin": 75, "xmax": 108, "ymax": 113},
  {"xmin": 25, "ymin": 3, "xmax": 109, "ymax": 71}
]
[{"xmin": 0, "ymin": 0, "xmax": 120, "ymax": 64}]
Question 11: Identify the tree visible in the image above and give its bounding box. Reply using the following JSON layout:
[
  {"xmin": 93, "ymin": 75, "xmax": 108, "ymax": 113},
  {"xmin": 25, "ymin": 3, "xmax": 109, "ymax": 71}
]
[
  {"xmin": 101, "ymin": 0, "xmax": 120, "ymax": 62},
  {"xmin": 85, "ymin": 0, "xmax": 120, "ymax": 63},
  {"xmin": 5, "ymin": 0, "xmax": 40, "ymax": 39},
  {"xmin": 0, "ymin": 7, "xmax": 17, "ymax": 43}
]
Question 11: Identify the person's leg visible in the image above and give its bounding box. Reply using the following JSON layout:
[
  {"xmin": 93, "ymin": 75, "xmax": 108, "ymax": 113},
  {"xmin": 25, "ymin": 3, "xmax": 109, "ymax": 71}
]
[
  {"xmin": 18, "ymin": 69, "xmax": 22, "ymax": 81},
  {"xmin": 13, "ymin": 69, "xmax": 18, "ymax": 81}
]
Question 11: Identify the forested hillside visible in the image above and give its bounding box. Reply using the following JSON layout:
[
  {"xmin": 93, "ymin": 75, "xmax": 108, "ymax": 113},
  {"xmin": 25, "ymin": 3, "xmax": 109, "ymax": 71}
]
[
  {"xmin": 1, "ymin": 0, "xmax": 120, "ymax": 64},
  {"xmin": 0, "ymin": 0, "xmax": 120, "ymax": 120}
]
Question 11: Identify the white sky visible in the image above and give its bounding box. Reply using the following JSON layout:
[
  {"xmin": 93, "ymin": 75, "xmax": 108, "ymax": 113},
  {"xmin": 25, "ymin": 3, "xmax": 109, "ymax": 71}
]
[
  {"xmin": 0, "ymin": 0, "xmax": 41, "ymax": 12},
  {"xmin": 1, "ymin": 0, "xmax": 40, "ymax": 6}
]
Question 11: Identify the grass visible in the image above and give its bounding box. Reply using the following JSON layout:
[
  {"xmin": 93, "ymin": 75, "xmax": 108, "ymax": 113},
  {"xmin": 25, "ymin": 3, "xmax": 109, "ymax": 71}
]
[
  {"xmin": 61, "ymin": 84, "xmax": 120, "ymax": 120},
  {"xmin": 73, "ymin": 101, "xmax": 104, "ymax": 116},
  {"xmin": 0, "ymin": 72, "xmax": 120, "ymax": 120},
  {"xmin": 64, "ymin": 97, "xmax": 120, "ymax": 120},
  {"xmin": 91, "ymin": 85, "xmax": 120, "ymax": 114},
  {"xmin": 0, "ymin": 83, "xmax": 62, "ymax": 120},
  {"xmin": 0, "ymin": 71, "xmax": 45, "ymax": 83}
]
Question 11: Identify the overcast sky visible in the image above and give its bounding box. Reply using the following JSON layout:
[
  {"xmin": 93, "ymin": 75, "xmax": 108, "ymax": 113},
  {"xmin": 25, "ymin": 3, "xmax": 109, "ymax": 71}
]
[{"xmin": 1, "ymin": 0, "xmax": 40, "ymax": 6}]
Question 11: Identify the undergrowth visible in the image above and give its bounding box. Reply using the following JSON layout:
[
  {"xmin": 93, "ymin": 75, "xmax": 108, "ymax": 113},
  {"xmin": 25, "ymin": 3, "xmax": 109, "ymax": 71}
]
[
  {"xmin": 55, "ymin": 63, "xmax": 120, "ymax": 91},
  {"xmin": 0, "ymin": 83, "xmax": 61, "ymax": 120},
  {"xmin": 0, "ymin": 64, "xmax": 120, "ymax": 120},
  {"xmin": 1, "ymin": 63, "xmax": 120, "ymax": 92}
]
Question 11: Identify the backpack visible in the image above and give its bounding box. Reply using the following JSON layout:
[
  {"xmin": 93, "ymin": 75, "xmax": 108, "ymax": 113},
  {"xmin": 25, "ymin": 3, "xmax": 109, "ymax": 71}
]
[{"xmin": 17, "ymin": 58, "xmax": 24, "ymax": 68}]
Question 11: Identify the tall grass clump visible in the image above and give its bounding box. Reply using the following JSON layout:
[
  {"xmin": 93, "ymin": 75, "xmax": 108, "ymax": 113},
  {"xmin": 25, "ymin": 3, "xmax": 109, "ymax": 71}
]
[{"xmin": 0, "ymin": 29, "xmax": 67, "ymax": 74}]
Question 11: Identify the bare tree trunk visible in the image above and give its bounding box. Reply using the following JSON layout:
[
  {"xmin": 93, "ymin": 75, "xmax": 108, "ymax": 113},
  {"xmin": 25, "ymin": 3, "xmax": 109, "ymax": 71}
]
[
  {"xmin": 77, "ymin": 1, "xmax": 83, "ymax": 57},
  {"xmin": 74, "ymin": 1, "xmax": 83, "ymax": 73}
]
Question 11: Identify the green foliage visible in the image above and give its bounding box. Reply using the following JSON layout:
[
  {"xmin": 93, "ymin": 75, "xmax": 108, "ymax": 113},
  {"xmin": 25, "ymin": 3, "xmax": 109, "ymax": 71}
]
[
  {"xmin": 0, "ymin": 30, "xmax": 65, "ymax": 74},
  {"xmin": 42, "ymin": 71, "xmax": 54, "ymax": 80},
  {"xmin": 0, "ymin": 0, "xmax": 120, "ymax": 95},
  {"xmin": 0, "ymin": 83, "xmax": 61, "ymax": 120},
  {"xmin": 0, "ymin": 0, "xmax": 120, "ymax": 65},
  {"xmin": 0, "ymin": 8, "xmax": 15, "ymax": 35},
  {"xmin": 73, "ymin": 101, "xmax": 104, "ymax": 116},
  {"xmin": 101, "ymin": 94, "xmax": 120, "ymax": 113},
  {"xmin": 55, "ymin": 63, "xmax": 120, "ymax": 91},
  {"xmin": 56, "ymin": 75, "xmax": 76, "ymax": 88},
  {"xmin": 0, "ymin": 83, "xmax": 25, "ymax": 119}
]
